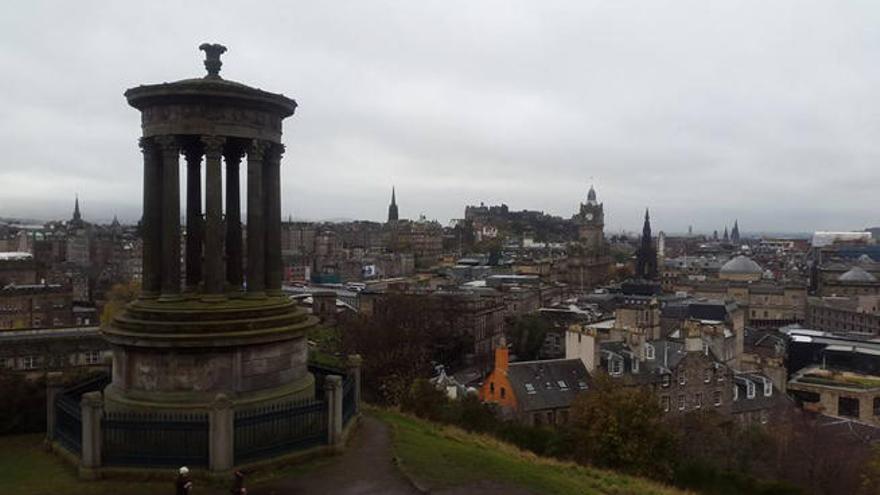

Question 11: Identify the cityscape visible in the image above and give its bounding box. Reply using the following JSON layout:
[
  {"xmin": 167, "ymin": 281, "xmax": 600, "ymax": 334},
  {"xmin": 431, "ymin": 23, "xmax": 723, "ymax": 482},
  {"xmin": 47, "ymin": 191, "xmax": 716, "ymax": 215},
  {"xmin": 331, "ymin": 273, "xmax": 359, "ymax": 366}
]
[{"xmin": 3, "ymin": 2, "xmax": 880, "ymax": 495}]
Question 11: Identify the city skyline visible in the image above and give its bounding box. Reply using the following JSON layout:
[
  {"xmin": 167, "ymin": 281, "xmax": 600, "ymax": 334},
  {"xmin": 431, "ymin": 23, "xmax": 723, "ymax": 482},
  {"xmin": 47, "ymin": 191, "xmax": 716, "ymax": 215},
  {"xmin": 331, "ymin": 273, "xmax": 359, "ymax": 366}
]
[{"xmin": 2, "ymin": 1, "xmax": 880, "ymax": 232}]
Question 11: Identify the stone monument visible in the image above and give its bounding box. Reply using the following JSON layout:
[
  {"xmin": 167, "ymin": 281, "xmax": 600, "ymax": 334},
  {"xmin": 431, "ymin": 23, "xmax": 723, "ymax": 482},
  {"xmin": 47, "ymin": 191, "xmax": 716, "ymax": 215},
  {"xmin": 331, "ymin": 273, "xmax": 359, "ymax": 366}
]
[{"xmin": 103, "ymin": 43, "xmax": 318, "ymax": 411}]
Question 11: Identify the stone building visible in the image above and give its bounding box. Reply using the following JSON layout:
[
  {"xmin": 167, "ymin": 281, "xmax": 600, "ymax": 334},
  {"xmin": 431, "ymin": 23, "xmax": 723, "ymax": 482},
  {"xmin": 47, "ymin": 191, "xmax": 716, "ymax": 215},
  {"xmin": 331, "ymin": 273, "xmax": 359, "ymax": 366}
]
[
  {"xmin": 0, "ymin": 326, "xmax": 109, "ymax": 379},
  {"xmin": 560, "ymin": 186, "xmax": 612, "ymax": 290},
  {"xmin": 806, "ymin": 295, "xmax": 880, "ymax": 337},
  {"xmin": 0, "ymin": 283, "xmax": 74, "ymax": 330},
  {"xmin": 480, "ymin": 336, "xmax": 591, "ymax": 426},
  {"xmin": 0, "ymin": 252, "xmax": 37, "ymax": 286}
]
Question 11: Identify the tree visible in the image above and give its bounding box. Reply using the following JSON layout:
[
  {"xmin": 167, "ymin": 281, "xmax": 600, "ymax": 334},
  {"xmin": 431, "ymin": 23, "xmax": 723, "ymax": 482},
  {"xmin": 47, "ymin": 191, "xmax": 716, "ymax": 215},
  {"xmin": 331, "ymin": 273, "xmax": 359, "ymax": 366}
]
[
  {"xmin": 569, "ymin": 374, "xmax": 676, "ymax": 480},
  {"xmin": 507, "ymin": 314, "xmax": 552, "ymax": 361},
  {"xmin": 100, "ymin": 280, "xmax": 140, "ymax": 327}
]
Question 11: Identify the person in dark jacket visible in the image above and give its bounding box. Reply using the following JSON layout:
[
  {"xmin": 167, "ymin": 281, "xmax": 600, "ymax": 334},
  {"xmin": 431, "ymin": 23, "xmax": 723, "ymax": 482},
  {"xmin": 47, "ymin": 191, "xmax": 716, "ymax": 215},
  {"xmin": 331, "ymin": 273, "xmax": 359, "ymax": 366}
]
[
  {"xmin": 230, "ymin": 470, "xmax": 247, "ymax": 495},
  {"xmin": 175, "ymin": 466, "xmax": 193, "ymax": 495}
]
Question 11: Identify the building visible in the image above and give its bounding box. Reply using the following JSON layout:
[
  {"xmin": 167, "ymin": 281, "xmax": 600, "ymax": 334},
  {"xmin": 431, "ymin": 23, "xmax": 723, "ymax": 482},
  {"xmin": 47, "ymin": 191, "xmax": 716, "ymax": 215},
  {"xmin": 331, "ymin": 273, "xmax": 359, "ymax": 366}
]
[
  {"xmin": 806, "ymin": 295, "xmax": 880, "ymax": 337},
  {"xmin": 0, "ymin": 283, "xmax": 74, "ymax": 330},
  {"xmin": 0, "ymin": 252, "xmax": 37, "ymax": 286},
  {"xmin": 560, "ymin": 186, "xmax": 612, "ymax": 290},
  {"xmin": 635, "ymin": 209, "xmax": 658, "ymax": 280},
  {"xmin": 0, "ymin": 326, "xmax": 110, "ymax": 379},
  {"xmin": 480, "ymin": 336, "xmax": 591, "ymax": 426}
]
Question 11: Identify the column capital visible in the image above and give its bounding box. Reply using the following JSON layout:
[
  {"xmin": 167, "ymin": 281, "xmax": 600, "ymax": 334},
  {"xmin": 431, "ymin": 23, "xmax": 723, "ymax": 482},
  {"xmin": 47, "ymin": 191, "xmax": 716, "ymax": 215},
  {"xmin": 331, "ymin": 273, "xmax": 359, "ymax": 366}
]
[
  {"xmin": 223, "ymin": 142, "xmax": 246, "ymax": 164},
  {"xmin": 248, "ymin": 139, "xmax": 271, "ymax": 161},
  {"xmin": 138, "ymin": 137, "xmax": 156, "ymax": 153},
  {"xmin": 154, "ymin": 135, "xmax": 180, "ymax": 153},
  {"xmin": 267, "ymin": 142, "xmax": 286, "ymax": 162},
  {"xmin": 200, "ymin": 135, "xmax": 226, "ymax": 158}
]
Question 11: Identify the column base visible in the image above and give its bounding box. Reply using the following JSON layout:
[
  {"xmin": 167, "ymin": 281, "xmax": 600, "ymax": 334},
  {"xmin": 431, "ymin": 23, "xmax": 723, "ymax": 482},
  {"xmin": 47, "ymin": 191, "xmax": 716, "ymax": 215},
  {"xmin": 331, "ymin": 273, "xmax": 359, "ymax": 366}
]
[
  {"xmin": 201, "ymin": 294, "xmax": 228, "ymax": 303},
  {"xmin": 244, "ymin": 291, "xmax": 267, "ymax": 300},
  {"xmin": 158, "ymin": 292, "xmax": 184, "ymax": 303}
]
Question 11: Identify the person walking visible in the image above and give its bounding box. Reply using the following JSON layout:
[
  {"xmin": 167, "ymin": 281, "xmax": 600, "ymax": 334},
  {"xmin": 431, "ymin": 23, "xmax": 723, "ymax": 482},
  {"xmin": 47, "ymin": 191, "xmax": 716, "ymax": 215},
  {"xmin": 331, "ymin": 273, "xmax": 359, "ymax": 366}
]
[
  {"xmin": 230, "ymin": 470, "xmax": 247, "ymax": 495},
  {"xmin": 175, "ymin": 466, "xmax": 193, "ymax": 495}
]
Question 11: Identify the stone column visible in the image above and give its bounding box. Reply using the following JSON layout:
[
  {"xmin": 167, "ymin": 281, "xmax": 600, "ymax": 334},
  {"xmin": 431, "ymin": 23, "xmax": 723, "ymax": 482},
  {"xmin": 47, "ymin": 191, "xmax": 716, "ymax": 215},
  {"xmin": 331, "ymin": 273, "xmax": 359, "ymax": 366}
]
[
  {"xmin": 208, "ymin": 394, "xmax": 234, "ymax": 472},
  {"xmin": 140, "ymin": 137, "xmax": 162, "ymax": 297},
  {"xmin": 246, "ymin": 140, "xmax": 268, "ymax": 296},
  {"xmin": 202, "ymin": 136, "xmax": 226, "ymax": 298},
  {"xmin": 325, "ymin": 375, "xmax": 343, "ymax": 448},
  {"xmin": 44, "ymin": 372, "xmax": 64, "ymax": 446},
  {"xmin": 224, "ymin": 145, "xmax": 244, "ymax": 290},
  {"xmin": 264, "ymin": 144, "xmax": 284, "ymax": 294},
  {"xmin": 346, "ymin": 355, "xmax": 363, "ymax": 414},
  {"xmin": 184, "ymin": 143, "xmax": 204, "ymax": 291},
  {"xmin": 156, "ymin": 135, "xmax": 182, "ymax": 300},
  {"xmin": 79, "ymin": 391, "xmax": 103, "ymax": 479}
]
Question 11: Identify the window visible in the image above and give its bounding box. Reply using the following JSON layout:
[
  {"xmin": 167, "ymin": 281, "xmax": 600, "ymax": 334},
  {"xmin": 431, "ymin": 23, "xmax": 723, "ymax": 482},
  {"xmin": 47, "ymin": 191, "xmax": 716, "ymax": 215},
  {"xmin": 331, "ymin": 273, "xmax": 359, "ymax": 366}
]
[
  {"xmin": 733, "ymin": 384, "xmax": 739, "ymax": 401},
  {"xmin": 763, "ymin": 379, "xmax": 773, "ymax": 397},
  {"xmin": 84, "ymin": 351, "xmax": 101, "ymax": 365},
  {"xmin": 632, "ymin": 358, "xmax": 639, "ymax": 373},
  {"xmin": 500, "ymin": 387, "xmax": 506, "ymax": 399},
  {"xmin": 694, "ymin": 392, "xmax": 703, "ymax": 409},
  {"xmin": 678, "ymin": 371, "xmax": 687, "ymax": 386},
  {"xmin": 704, "ymin": 369, "xmax": 711, "ymax": 383},
  {"xmin": 577, "ymin": 381, "xmax": 588, "ymax": 390},
  {"xmin": 661, "ymin": 395, "xmax": 670, "ymax": 412},
  {"xmin": 645, "ymin": 343, "xmax": 655, "ymax": 360},
  {"xmin": 874, "ymin": 398, "xmax": 880, "ymax": 417},
  {"xmin": 678, "ymin": 394, "xmax": 686, "ymax": 411},
  {"xmin": 746, "ymin": 381, "xmax": 756, "ymax": 399},
  {"xmin": 525, "ymin": 383, "xmax": 536, "ymax": 395},
  {"xmin": 839, "ymin": 397, "xmax": 860, "ymax": 418},
  {"xmin": 713, "ymin": 390, "xmax": 722, "ymax": 406},
  {"xmin": 490, "ymin": 382, "xmax": 495, "ymax": 395},
  {"xmin": 661, "ymin": 374, "xmax": 671, "ymax": 388},
  {"xmin": 760, "ymin": 409, "xmax": 769, "ymax": 424},
  {"xmin": 21, "ymin": 356, "xmax": 37, "ymax": 370},
  {"xmin": 717, "ymin": 369, "xmax": 725, "ymax": 382},
  {"xmin": 557, "ymin": 380, "xmax": 568, "ymax": 390},
  {"xmin": 610, "ymin": 358, "xmax": 623, "ymax": 376}
]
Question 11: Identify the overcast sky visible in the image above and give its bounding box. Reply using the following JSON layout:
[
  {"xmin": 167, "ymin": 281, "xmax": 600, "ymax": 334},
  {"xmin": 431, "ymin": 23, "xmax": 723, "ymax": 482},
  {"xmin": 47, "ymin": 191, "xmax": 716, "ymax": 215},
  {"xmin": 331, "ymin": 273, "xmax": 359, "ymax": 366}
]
[{"xmin": 1, "ymin": 1, "xmax": 879, "ymax": 234}]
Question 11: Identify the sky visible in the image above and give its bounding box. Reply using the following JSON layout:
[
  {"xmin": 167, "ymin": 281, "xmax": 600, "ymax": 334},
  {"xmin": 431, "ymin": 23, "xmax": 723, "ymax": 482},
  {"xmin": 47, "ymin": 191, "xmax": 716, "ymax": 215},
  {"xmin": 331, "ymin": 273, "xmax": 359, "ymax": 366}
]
[{"xmin": 1, "ymin": 1, "xmax": 879, "ymax": 234}]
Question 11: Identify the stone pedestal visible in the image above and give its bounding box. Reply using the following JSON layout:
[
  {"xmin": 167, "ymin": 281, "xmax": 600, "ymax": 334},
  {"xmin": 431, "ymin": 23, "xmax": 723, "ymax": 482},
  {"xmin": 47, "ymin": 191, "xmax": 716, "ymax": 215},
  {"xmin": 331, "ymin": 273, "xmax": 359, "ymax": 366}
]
[
  {"xmin": 325, "ymin": 375, "xmax": 343, "ymax": 448},
  {"xmin": 79, "ymin": 391, "xmax": 103, "ymax": 479}
]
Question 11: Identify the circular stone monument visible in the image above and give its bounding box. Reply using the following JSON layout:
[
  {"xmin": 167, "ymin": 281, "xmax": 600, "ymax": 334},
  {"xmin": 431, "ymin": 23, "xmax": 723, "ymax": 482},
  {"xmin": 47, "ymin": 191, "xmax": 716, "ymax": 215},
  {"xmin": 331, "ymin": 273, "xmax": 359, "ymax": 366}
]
[{"xmin": 102, "ymin": 44, "xmax": 318, "ymax": 411}]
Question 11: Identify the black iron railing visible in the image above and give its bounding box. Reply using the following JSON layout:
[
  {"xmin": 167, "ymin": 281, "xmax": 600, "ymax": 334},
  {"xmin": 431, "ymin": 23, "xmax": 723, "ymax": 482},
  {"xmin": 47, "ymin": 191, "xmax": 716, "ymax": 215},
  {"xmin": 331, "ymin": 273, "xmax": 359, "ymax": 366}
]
[
  {"xmin": 54, "ymin": 374, "xmax": 110, "ymax": 456},
  {"xmin": 342, "ymin": 375, "xmax": 357, "ymax": 426},
  {"xmin": 102, "ymin": 411, "xmax": 209, "ymax": 468},
  {"xmin": 233, "ymin": 398, "xmax": 327, "ymax": 465}
]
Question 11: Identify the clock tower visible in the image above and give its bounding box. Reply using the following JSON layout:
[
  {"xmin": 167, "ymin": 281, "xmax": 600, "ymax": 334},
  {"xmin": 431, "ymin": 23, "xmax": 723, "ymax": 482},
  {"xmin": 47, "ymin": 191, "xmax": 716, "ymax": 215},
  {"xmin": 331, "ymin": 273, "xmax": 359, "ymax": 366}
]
[{"xmin": 577, "ymin": 185, "xmax": 604, "ymax": 252}]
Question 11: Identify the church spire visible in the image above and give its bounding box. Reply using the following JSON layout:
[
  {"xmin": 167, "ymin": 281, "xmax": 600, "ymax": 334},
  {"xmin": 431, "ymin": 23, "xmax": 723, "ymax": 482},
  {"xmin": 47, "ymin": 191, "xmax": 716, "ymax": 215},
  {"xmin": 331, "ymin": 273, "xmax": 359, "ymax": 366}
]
[
  {"xmin": 73, "ymin": 194, "xmax": 81, "ymax": 222},
  {"xmin": 636, "ymin": 208, "xmax": 658, "ymax": 280},
  {"xmin": 387, "ymin": 186, "xmax": 399, "ymax": 222}
]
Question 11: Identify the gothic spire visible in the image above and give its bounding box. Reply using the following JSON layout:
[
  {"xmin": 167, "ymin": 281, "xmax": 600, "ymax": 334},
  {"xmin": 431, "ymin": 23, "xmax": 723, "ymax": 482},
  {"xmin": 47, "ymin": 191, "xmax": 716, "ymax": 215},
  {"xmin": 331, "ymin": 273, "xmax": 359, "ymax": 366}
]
[
  {"xmin": 73, "ymin": 194, "xmax": 81, "ymax": 222},
  {"xmin": 387, "ymin": 186, "xmax": 399, "ymax": 222}
]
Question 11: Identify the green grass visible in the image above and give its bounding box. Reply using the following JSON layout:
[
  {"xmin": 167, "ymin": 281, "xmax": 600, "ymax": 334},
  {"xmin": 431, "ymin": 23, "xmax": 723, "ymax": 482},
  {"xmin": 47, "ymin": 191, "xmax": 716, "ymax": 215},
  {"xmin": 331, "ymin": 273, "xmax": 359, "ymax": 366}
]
[
  {"xmin": 0, "ymin": 434, "xmax": 330, "ymax": 495},
  {"xmin": 375, "ymin": 408, "xmax": 690, "ymax": 495}
]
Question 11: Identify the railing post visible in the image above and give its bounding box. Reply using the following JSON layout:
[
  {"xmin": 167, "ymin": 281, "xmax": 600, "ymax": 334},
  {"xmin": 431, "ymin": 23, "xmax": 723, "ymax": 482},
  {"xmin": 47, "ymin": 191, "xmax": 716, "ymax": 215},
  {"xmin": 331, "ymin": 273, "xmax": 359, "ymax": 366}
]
[
  {"xmin": 325, "ymin": 375, "xmax": 343, "ymax": 448},
  {"xmin": 44, "ymin": 372, "xmax": 64, "ymax": 448},
  {"xmin": 209, "ymin": 393, "xmax": 234, "ymax": 473},
  {"xmin": 346, "ymin": 354, "xmax": 363, "ymax": 413},
  {"xmin": 79, "ymin": 391, "xmax": 103, "ymax": 479}
]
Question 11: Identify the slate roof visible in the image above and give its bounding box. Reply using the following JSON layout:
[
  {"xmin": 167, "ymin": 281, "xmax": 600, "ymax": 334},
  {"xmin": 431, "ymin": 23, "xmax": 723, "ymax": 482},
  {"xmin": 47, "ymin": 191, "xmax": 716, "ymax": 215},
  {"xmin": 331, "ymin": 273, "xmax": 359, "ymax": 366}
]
[
  {"xmin": 732, "ymin": 372, "xmax": 789, "ymax": 413},
  {"xmin": 599, "ymin": 339, "xmax": 687, "ymax": 385},
  {"xmin": 507, "ymin": 359, "xmax": 590, "ymax": 412}
]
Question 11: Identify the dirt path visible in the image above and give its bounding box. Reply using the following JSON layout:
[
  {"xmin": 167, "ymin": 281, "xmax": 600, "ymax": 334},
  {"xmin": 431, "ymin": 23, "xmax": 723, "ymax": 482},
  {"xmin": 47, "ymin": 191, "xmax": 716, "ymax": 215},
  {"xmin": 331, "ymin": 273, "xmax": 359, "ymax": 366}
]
[{"xmin": 253, "ymin": 415, "xmax": 418, "ymax": 495}]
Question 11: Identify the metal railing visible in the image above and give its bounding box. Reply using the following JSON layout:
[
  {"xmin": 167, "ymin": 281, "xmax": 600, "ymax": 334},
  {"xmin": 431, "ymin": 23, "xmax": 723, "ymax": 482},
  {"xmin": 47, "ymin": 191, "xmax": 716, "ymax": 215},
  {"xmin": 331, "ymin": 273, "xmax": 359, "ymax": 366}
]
[
  {"xmin": 103, "ymin": 411, "xmax": 209, "ymax": 467},
  {"xmin": 233, "ymin": 398, "xmax": 327, "ymax": 465}
]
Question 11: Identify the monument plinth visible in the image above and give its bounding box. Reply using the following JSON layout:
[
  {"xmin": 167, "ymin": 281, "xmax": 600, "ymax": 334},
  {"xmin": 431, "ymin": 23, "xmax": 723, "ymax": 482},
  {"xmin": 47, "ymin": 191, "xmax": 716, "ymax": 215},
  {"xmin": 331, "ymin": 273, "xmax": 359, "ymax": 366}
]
[{"xmin": 103, "ymin": 44, "xmax": 317, "ymax": 411}]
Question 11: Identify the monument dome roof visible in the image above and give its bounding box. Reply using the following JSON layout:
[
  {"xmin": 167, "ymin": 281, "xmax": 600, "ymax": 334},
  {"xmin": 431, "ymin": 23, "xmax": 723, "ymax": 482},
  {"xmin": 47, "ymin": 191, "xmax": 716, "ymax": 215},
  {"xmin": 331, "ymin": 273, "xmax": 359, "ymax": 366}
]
[
  {"xmin": 720, "ymin": 255, "xmax": 762, "ymax": 274},
  {"xmin": 838, "ymin": 266, "xmax": 877, "ymax": 283}
]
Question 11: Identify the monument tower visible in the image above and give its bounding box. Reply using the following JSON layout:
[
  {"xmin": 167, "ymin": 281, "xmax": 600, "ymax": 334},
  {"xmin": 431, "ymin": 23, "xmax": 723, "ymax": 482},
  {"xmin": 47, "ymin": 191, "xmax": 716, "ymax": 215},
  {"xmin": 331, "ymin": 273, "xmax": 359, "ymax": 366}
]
[{"xmin": 103, "ymin": 44, "xmax": 318, "ymax": 411}]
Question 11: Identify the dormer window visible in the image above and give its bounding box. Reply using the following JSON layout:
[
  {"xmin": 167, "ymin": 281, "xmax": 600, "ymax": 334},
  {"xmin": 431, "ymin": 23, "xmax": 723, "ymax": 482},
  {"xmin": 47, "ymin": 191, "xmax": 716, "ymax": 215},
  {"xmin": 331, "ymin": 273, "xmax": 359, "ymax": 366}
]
[
  {"xmin": 645, "ymin": 343, "xmax": 655, "ymax": 360},
  {"xmin": 610, "ymin": 358, "xmax": 623, "ymax": 376},
  {"xmin": 525, "ymin": 383, "xmax": 536, "ymax": 395},
  {"xmin": 763, "ymin": 379, "xmax": 772, "ymax": 397},
  {"xmin": 746, "ymin": 380, "xmax": 756, "ymax": 399},
  {"xmin": 733, "ymin": 384, "xmax": 739, "ymax": 401},
  {"xmin": 557, "ymin": 380, "xmax": 568, "ymax": 390}
]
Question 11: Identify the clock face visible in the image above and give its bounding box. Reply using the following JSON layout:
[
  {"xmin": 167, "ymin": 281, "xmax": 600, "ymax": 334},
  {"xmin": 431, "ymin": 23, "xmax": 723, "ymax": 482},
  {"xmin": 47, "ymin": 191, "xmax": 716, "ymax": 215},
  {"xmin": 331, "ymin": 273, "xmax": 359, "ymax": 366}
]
[{"xmin": 586, "ymin": 213, "xmax": 594, "ymax": 221}]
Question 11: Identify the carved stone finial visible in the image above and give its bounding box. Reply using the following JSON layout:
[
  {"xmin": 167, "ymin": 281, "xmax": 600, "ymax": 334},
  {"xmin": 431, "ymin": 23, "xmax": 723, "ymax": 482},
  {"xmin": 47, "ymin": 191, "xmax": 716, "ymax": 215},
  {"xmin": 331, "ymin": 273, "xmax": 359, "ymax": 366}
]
[{"xmin": 199, "ymin": 43, "xmax": 227, "ymax": 79}]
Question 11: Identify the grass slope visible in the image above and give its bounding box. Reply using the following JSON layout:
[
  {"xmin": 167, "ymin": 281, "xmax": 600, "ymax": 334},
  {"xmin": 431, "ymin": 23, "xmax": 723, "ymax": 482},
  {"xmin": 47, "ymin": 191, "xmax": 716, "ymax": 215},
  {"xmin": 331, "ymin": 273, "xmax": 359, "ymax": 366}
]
[{"xmin": 377, "ymin": 408, "xmax": 690, "ymax": 495}]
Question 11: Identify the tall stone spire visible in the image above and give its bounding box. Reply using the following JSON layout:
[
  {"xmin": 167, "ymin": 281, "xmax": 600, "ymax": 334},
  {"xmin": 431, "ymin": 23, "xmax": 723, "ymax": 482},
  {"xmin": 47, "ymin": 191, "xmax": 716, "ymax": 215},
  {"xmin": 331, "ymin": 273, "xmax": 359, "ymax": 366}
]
[
  {"xmin": 387, "ymin": 186, "xmax": 399, "ymax": 222},
  {"xmin": 731, "ymin": 220, "xmax": 740, "ymax": 243},
  {"xmin": 636, "ymin": 208, "xmax": 658, "ymax": 280},
  {"xmin": 73, "ymin": 195, "xmax": 81, "ymax": 222}
]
